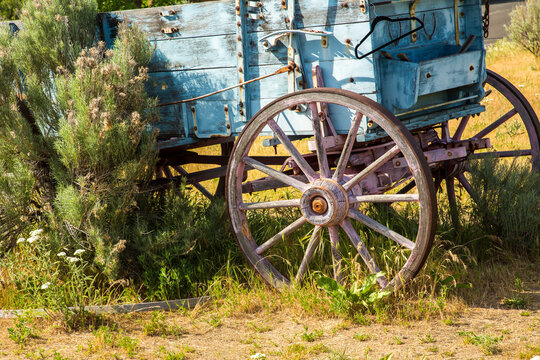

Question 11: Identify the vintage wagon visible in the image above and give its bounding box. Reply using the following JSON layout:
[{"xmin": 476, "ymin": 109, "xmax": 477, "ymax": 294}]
[{"xmin": 8, "ymin": 0, "xmax": 540, "ymax": 289}]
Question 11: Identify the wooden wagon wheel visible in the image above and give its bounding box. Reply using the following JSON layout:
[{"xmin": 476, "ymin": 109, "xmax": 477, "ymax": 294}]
[
  {"xmin": 442, "ymin": 69, "xmax": 540, "ymax": 220},
  {"xmin": 226, "ymin": 88, "xmax": 437, "ymax": 290}
]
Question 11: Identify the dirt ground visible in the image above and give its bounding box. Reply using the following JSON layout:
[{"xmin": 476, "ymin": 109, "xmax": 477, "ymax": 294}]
[{"xmin": 0, "ymin": 298, "xmax": 538, "ymax": 360}]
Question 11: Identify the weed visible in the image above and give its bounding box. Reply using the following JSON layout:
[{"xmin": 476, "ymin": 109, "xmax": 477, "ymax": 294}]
[
  {"xmin": 250, "ymin": 354, "xmax": 267, "ymax": 360},
  {"xmin": 206, "ymin": 314, "xmax": 223, "ymax": 328},
  {"xmin": 328, "ymin": 348, "xmax": 351, "ymax": 360},
  {"xmin": 7, "ymin": 313, "xmax": 38, "ymax": 347},
  {"xmin": 84, "ymin": 324, "xmax": 140, "ymax": 358},
  {"xmin": 317, "ymin": 272, "xmax": 390, "ymax": 315},
  {"xmin": 458, "ymin": 331, "xmax": 503, "ymax": 355},
  {"xmin": 142, "ymin": 311, "xmax": 183, "ymax": 337},
  {"xmin": 163, "ymin": 345, "xmax": 195, "ymax": 360},
  {"xmin": 117, "ymin": 335, "xmax": 139, "ymax": 357},
  {"xmin": 503, "ymin": 296, "xmax": 528, "ymax": 309},
  {"xmin": 248, "ymin": 321, "xmax": 271, "ymax": 333},
  {"xmin": 514, "ymin": 277, "xmax": 524, "ymax": 291},
  {"xmin": 300, "ymin": 325, "xmax": 323, "ymax": 342},
  {"xmin": 443, "ymin": 317, "xmax": 454, "ymax": 326},
  {"xmin": 442, "ymin": 349, "xmax": 456, "ymax": 357},
  {"xmin": 310, "ymin": 343, "xmax": 329, "ymax": 354},
  {"xmin": 428, "ymin": 346, "xmax": 439, "ymax": 353},
  {"xmin": 280, "ymin": 343, "xmax": 308, "ymax": 360},
  {"xmin": 419, "ymin": 333, "xmax": 435, "ymax": 343},
  {"xmin": 519, "ymin": 343, "xmax": 540, "ymax": 359},
  {"xmin": 393, "ymin": 336, "xmax": 404, "ymax": 345},
  {"xmin": 353, "ymin": 332, "xmax": 371, "ymax": 341},
  {"xmin": 52, "ymin": 351, "xmax": 72, "ymax": 360},
  {"xmin": 520, "ymin": 311, "xmax": 531, "ymax": 316}
]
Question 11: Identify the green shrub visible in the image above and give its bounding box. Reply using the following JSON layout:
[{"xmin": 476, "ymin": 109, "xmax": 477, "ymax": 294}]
[
  {"xmin": 0, "ymin": 0, "xmax": 22, "ymax": 20},
  {"xmin": 507, "ymin": 0, "xmax": 540, "ymax": 59},
  {"xmin": 0, "ymin": 0, "xmax": 181, "ymax": 288}
]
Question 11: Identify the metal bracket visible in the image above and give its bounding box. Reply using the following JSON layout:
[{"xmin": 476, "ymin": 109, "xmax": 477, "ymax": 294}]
[
  {"xmin": 260, "ymin": 29, "xmax": 333, "ymax": 50},
  {"xmin": 454, "ymin": 0, "xmax": 460, "ymax": 45},
  {"xmin": 410, "ymin": 0, "xmax": 420, "ymax": 42},
  {"xmin": 235, "ymin": 0, "xmax": 250, "ymax": 122},
  {"xmin": 159, "ymin": 9, "xmax": 176, "ymax": 17},
  {"xmin": 247, "ymin": 1, "xmax": 264, "ymax": 21},
  {"xmin": 161, "ymin": 27, "xmax": 179, "ymax": 34}
]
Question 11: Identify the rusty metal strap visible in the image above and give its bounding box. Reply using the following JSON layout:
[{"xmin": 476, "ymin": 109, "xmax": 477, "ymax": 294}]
[{"xmin": 158, "ymin": 64, "xmax": 292, "ymax": 107}]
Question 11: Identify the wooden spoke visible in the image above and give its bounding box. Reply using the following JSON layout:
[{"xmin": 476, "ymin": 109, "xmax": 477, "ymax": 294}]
[
  {"xmin": 349, "ymin": 194, "xmax": 419, "ymax": 204},
  {"xmin": 343, "ymin": 145, "xmax": 401, "ymax": 192},
  {"xmin": 452, "ymin": 115, "xmax": 470, "ymax": 141},
  {"xmin": 240, "ymin": 199, "xmax": 300, "ymax": 210},
  {"xmin": 348, "ymin": 208, "xmax": 415, "ymax": 250},
  {"xmin": 295, "ymin": 226, "xmax": 322, "ymax": 282},
  {"xmin": 243, "ymin": 156, "xmax": 308, "ymax": 191},
  {"xmin": 242, "ymin": 175, "xmax": 308, "ymax": 194},
  {"xmin": 333, "ymin": 112, "xmax": 363, "ymax": 182},
  {"xmin": 309, "ymin": 104, "xmax": 331, "ymax": 178},
  {"xmin": 340, "ymin": 219, "xmax": 388, "ymax": 287},
  {"xmin": 328, "ymin": 226, "xmax": 343, "ymax": 283},
  {"xmin": 256, "ymin": 217, "xmax": 308, "ymax": 255},
  {"xmin": 267, "ymin": 119, "xmax": 318, "ymax": 182},
  {"xmin": 473, "ymin": 108, "xmax": 518, "ymax": 140}
]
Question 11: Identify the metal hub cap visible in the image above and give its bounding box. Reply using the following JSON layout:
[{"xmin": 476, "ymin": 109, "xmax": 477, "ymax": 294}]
[
  {"xmin": 300, "ymin": 179, "xmax": 349, "ymax": 226},
  {"xmin": 311, "ymin": 197, "xmax": 328, "ymax": 214}
]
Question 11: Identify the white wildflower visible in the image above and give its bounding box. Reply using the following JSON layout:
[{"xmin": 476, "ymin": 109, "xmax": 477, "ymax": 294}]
[
  {"xmin": 30, "ymin": 229, "xmax": 43, "ymax": 237},
  {"xmin": 26, "ymin": 235, "xmax": 39, "ymax": 244},
  {"xmin": 40, "ymin": 282, "xmax": 51, "ymax": 290},
  {"xmin": 57, "ymin": 252, "xmax": 67, "ymax": 257},
  {"xmin": 67, "ymin": 257, "xmax": 80, "ymax": 263},
  {"xmin": 16, "ymin": 238, "xmax": 26, "ymax": 244},
  {"xmin": 251, "ymin": 354, "xmax": 267, "ymax": 360},
  {"xmin": 73, "ymin": 249, "xmax": 85, "ymax": 256}
]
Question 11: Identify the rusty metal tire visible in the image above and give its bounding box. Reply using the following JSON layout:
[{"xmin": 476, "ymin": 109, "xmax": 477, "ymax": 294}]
[{"xmin": 226, "ymin": 88, "xmax": 437, "ymax": 291}]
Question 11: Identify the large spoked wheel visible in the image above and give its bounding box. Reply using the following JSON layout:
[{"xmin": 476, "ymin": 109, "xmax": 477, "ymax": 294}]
[
  {"xmin": 226, "ymin": 88, "xmax": 437, "ymax": 291},
  {"xmin": 443, "ymin": 69, "xmax": 540, "ymax": 212}
]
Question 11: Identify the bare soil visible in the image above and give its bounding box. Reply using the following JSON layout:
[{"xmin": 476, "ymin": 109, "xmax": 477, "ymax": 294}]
[{"xmin": 0, "ymin": 296, "xmax": 538, "ymax": 360}]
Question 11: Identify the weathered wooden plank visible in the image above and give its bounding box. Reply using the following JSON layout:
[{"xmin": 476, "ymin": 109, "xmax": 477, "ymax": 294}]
[
  {"xmin": 148, "ymin": 34, "xmax": 238, "ymax": 72},
  {"xmin": 100, "ymin": 1, "xmax": 236, "ymax": 44},
  {"xmin": 246, "ymin": 0, "xmax": 369, "ymax": 33},
  {"xmin": 147, "ymin": 68, "xmax": 238, "ymax": 102}
]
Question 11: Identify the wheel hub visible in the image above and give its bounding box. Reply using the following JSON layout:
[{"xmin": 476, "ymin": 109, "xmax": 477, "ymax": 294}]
[{"xmin": 300, "ymin": 179, "xmax": 349, "ymax": 226}]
